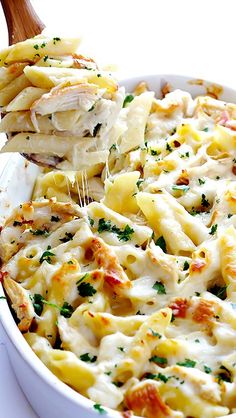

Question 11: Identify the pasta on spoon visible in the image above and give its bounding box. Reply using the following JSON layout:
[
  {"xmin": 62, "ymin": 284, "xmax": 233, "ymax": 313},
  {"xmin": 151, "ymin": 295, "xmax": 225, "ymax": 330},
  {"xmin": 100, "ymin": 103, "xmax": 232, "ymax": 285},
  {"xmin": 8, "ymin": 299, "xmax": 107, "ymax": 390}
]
[{"xmin": 0, "ymin": 35, "xmax": 124, "ymax": 169}]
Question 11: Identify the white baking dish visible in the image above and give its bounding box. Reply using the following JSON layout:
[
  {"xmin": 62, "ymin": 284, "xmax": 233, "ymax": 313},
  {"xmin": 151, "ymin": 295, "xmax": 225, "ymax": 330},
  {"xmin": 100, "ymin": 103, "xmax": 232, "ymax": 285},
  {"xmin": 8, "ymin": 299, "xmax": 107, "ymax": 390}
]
[{"xmin": 1, "ymin": 74, "xmax": 236, "ymax": 418}]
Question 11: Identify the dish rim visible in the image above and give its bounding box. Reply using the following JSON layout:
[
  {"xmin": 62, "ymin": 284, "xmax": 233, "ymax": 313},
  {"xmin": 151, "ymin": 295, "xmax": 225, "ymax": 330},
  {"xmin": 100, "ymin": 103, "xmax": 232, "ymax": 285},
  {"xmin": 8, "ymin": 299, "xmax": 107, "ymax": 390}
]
[{"xmin": 1, "ymin": 72, "xmax": 236, "ymax": 418}]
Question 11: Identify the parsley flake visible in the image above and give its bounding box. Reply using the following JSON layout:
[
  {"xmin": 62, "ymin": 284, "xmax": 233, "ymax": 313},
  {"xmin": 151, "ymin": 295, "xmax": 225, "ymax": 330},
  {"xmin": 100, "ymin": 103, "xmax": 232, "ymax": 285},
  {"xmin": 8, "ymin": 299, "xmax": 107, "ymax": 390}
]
[
  {"xmin": 166, "ymin": 143, "xmax": 172, "ymax": 152},
  {"xmin": 80, "ymin": 353, "xmax": 97, "ymax": 363},
  {"xmin": 93, "ymin": 404, "xmax": 107, "ymax": 415},
  {"xmin": 59, "ymin": 232, "xmax": 74, "ymax": 243},
  {"xmin": 204, "ymin": 365, "xmax": 212, "ymax": 374},
  {"xmin": 144, "ymin": 372, "xmax": 169, "ymax": 383},
  {"xmin": 198, "ymin": 178, "xmax": 205, "ymax": 185},
  {"xmin": 155, "ymin": 236, "xmax": 167, "ymax": 253},
  {"xmin": 201, "ymin": 194, "xmax": 210, "ymax": 208},
  {"xmin": 77, "ymin": 282, "xmax": 96, "ymax": 297},
  {"xmin": 149, "ymin": 355, "xmax": 167, "ymax": 365},
  {"xmin": 209, "ymin": 224, "xmax": 218, "ymax": 235},
  {"xmin": 183, "ymin": 261, "xmax": 189, "ymax": 271},
  {"xmin": 176, "ymin": 358, "xmax": 196, "ymax": 368},
  {"xmin": 123, "ymin": 94, "xmax": 134, "ymax": 107},
  {"xmin": 39, "ymin": 246, "xmax": 55, "ymax": 264},
  {"xmin": 153, "ymin": 281, "xmax": 166, "ymax": 294}
]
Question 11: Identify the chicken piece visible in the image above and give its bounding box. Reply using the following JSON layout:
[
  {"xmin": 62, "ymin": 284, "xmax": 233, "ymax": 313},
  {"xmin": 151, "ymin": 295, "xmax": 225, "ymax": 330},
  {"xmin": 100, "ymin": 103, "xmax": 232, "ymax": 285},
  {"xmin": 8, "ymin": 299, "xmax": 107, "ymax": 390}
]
[
  {"xmin": 3, "ymin": 275, "xmax": 35, "ymax": 332},
  {"xmin": 88, "ymin": 237, "xmax": 131, "ymax": 294}
]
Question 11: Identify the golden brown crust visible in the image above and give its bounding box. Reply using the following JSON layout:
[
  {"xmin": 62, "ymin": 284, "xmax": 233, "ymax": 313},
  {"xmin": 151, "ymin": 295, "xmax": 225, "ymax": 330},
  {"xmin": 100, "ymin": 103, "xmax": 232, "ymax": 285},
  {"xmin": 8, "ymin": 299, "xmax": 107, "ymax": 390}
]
[{"xmin": 125, "ymin": 382, "xmax": 172, "ymax": 418}]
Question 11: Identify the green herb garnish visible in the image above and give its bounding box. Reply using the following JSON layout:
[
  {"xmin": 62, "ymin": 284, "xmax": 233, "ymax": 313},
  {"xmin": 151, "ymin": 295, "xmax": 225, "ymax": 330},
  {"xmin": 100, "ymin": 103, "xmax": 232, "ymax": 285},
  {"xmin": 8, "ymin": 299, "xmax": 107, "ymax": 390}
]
[
  {"xmin": 176, "ymin": 358, "xmax": 196, "ymax": 368},
  {"xmin": 155, "ymin": 236, "xmax": 167, "ymax": 253},
  {"xmin": 209, "ymin": 224, "xmax": 218, "ymax": 235},
  {"xmin": 152, "ymin": 281, "xmax": 166, "ymax": 294},
  {"xmin": 149, "ymin": 355, "xmax": 167, "ymax": 365},
  {"xmin": 77, "ymin": 282, "xmax": 96, "ymax": 297},
  {"xmin": 123, "ymin": 94, "xmax": 134, "ymax": 107},
  {"xmin": 39, "ymin": 246, "xmax": 55, "ymax": 264},
  {"xmin": 93, "ymin": 404, "xmax": 107, "ymax": 415},
  {"xmin": 80, "ymin": 353, "xmax": 97, "ymax": 363}
]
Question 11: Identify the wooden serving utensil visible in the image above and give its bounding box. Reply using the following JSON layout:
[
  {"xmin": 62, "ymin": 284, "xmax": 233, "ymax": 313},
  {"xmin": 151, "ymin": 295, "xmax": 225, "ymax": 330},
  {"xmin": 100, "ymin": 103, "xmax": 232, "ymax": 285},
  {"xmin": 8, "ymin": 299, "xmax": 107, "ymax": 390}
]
[
  {"xmin": 1, "ymin": 0, "xmax": 45, "ymax": 45},
  {"xmin": 0, "ymin": 0, "xmax": 61, "ymax": 169}
]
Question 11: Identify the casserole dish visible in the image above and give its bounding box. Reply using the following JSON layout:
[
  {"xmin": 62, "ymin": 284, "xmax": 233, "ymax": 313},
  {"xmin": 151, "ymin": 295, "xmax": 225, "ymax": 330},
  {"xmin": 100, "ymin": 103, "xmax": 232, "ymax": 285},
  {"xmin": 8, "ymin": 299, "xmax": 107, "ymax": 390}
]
[{"xmin": 1, "ymin": 74, "xmax": 236, "ymax": 418}]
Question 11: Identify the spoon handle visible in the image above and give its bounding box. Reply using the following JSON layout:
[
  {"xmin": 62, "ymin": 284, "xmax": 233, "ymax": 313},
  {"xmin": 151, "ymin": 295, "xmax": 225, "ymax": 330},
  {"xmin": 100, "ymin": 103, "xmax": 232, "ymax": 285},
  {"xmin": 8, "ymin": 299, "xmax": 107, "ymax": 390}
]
[{"xmin": 1, "ymin": 0, "xmax": 45, "ymax": 45}]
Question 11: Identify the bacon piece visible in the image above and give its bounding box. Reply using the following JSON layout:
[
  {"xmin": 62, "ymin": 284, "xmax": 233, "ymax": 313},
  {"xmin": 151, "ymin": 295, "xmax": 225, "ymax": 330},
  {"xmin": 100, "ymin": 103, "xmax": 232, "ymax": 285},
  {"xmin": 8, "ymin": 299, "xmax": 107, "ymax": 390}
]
[
  {"xmin": 169, "ymin": 298, "xmax": 189, "ymax": 318},
  {"xmin": 192, "ymin": 299, "xmax": 215, "ymax": 323},
  {"xmin": 89, "ymin": 237, "xmax": 131, "ymax": 293},
  {"xmin": 190, "ymin": 259, "xmax": 206, "ymax": 273},
  {"xmin": 232, "ymin": 165, "xmax": 236, "ymax": 176},
  {"xmin": 125, "ymin": 382, "xmax": 172, "ymax": 418}
]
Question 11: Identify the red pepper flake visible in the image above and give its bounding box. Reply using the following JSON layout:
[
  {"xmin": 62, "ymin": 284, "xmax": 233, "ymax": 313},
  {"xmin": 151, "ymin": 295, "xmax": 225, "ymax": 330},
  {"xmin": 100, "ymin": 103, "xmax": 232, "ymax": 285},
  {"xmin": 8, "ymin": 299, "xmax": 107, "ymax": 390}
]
[{"xmin": 169, "ymin": 298, "xmax": 189, "ymax": 318}]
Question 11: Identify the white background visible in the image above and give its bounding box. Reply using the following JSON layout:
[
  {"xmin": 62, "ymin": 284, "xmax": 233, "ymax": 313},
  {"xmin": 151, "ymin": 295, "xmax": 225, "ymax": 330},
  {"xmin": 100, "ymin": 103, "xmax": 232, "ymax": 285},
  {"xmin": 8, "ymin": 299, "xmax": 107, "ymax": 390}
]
[{"xmin": 0, "ymin": 1, "xmax": 236, "ymax": 416}]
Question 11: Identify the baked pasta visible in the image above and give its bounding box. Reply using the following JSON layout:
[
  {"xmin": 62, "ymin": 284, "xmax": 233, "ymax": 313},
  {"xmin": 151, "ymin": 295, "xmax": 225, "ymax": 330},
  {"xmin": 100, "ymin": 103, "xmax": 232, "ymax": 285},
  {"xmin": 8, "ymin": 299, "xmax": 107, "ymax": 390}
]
[
  {"xmin": 1, "ymin": 83, "xmax": 236, "ymax": 418},
  {"xmin": 0, "ymin": 35, "xmax": 123, "ymax": 169}
]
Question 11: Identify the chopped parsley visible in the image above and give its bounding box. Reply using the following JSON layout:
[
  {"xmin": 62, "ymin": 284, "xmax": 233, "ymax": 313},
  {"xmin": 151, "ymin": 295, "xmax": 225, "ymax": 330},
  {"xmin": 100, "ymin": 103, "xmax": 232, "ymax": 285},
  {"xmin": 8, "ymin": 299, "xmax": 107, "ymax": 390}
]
[
  {"xmin": 80, "ymin": 353, "xmax": 97, "ymax": 363},
  {"xmin": 155, "ymin": 235, "xmax": 167, "ymax": 253},
  {"xmin": 77, "ymin": 282, "xmax": 96, "ymax": 297},
  {"xmin": 60, "ymin": 302, "xmax": 74, "ymax": 318},
  {"xmin": 26, "ymin": 135, "xmax": 30, "ymax": 140},
  {"xmin": 97, "ymin": 218, "xmax": 134, "ymax": 241},
  {"xmin": 88, "ymin": 216, "xmax": 95, "ymax": 227},
  {"xmin": 180, "ymin": 152, "xmax": 190, "ymax": 158},
  {"xmin": 136, "ymin": 179, "xmax": 144, "ymax": 189},
  {"xmin": 149, "ymin": 355, "xmax": 167, "ymax": 365},
  {"xmin": 67, "ymin": 260, "xmax": 74, "ymax": 265},
  {"xmin": 150, "ymin": 149, "xmax": 160, "ymax": 156},
  {"xmin": 41, "ymin": 42, "xmax": 46, "ymax": 48},
  {"xmin": 93, "ymin": 404, "xmax": 107, "ymax": 415},
  {"xmin": 172, "ymin": 185, "xmax": 190, "ymax": 193},
  {"xmin": 59, "ymin": 232, "xmax": 74, "ymax": 243},
  {"xmin": 39, "ymin": 246, "xmax": 55, "ymax": 264},
  {"xmin": 216, "ymin": 176, "xmax": 220, "ymax": 180},
  {"xmin": 202, "ymin": 127, "xmax": 209, "ymax": 132},
  {"xmin": 93, "ymin": 123, "xmax": 102, "ymax": 137},
  {"xmin": 166, "ymin": 143, "xmax": 172, "ymax": 152},
  {"xmin": 176, "ymin": 358, "xmax": 196, "ymax": 368},
  {"xmin": 209, "ymin": 224, "xmax": 218, "ymax": 235},
  {"xmin": 117, "ymin": 346, "xmax": 125, "ymax": 352},
  {"xmin": 201, "ymin": 194, "xmax": 210, "ymax": 208},
  {"xmin": 31, "ymin": 294, "xmax": 73, "ymax": 317},
  {"xmin": 183, "ymin": 261, "xmax": 189, "ymax": 271},
  {"xmin": 51, "ymin": 215, "xmax": 60, "ymax": 222},
  {"xmin": 53, "ymin": 37, "xmax": 61, "ymax": 44},
  {"xmin": 198, "ymin": 178, "xmax": 205, "ymax": 185},
  {"xmin": 144, "ymin": 372, "xmax": 169, "ymax": 383},
  {"xmin": 109, "ymin": 143, "xmax": 117, "ymax": 151},
  {"xmin": 123, "ymin": 94, "xmax": 134, "ymax": 107},
  {"xmin": 153, "ymin": 281, "xmax": 166, "ymax": 294},
  {"xmin": 43, "ymin": 55, "xmax": 49, "ymax": 62},
  {"xmin": 150, "ymin": 329, "xmax": 162, "ymax": 338},
  {"xmin": 32, "ymin": 294, "xmax": 44, "ymax": 316},
  {"xmin": 33, "ymin": 44, "xmax": 39, "ymax": 50},
  {"xmin": 0, "ymin": 296, "xmax": 6, "ymax": 300},
  {"xmin": 30, "ymin": 228, "xmax": 49, "ymax": 236},
  {"xmin": 208, "ymin": 284, "xmax": 227, "ymax": 300},
  {"xmin": 228, "ymin": 213, "xmax": 233, "ymax": 218},
  {"xmin": 88, "ymin": 104, "xmax": 95, "ymax": 112},
  {"xmin": 204, "ymin": 365, "xmax": 212, "ymax": 374}
]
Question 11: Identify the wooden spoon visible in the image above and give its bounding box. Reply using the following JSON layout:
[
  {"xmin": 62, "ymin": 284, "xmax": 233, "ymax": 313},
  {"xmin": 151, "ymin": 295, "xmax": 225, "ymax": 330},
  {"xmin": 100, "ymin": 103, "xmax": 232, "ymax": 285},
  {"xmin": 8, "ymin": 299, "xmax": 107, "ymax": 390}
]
[
  {"xmin": 0, "ymin": 0, "xmax": 61, "ymax": 168},
  {"xmin": 1, "ymin": 0, "xmax": 45, "ymax": 45}
]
